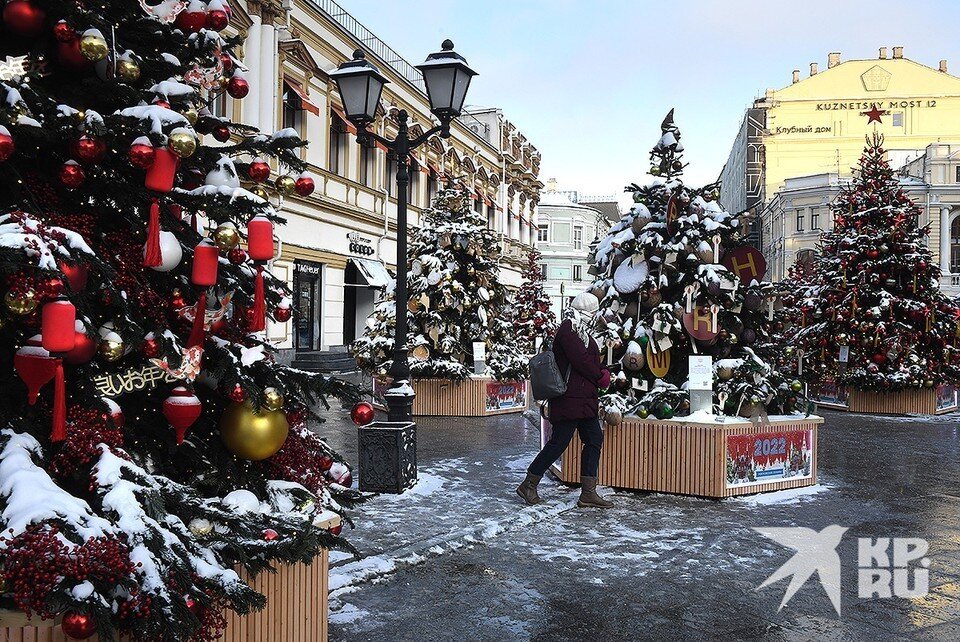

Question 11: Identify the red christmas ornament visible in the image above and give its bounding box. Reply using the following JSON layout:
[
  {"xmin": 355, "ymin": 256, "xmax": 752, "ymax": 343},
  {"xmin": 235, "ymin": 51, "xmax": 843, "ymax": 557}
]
[
  {"xmin": 867, "ymin": 249, "xmax": 879, "ymax": 259},
  {"xmin": 206, "ymin": 8, "xmax": 228, "ymax": 30},
  {"xmin": 0, "ymin": 127, "xmax": 14, "ymax": 162},
  {"xmin": 248, "ymin": 160, "xmax": 270, "ymax": 182},
  {"xmin": 247, "ymin": 217, "xmax": 274, "ymax": 261},
  {"xmin": 228, "ymin": 247, "xmax": 247, "ymax": 264},
  {"xmin": 350, "ymin": 401, "xmax": 375, "ymax": 426},
  {"xmin": 226, "ymin": 75, "xmax": 249, "ymax": 99},
  {"xmin": 145, "ymin": 147, "xmax": 179, "ymax": 192},
  {"xmin": 263, "ymin": 528, "xmax": 279, "ymax": 541},
  {"xmin": 105, "ymin": 398, "xmax": 124, "ymax": 429},
  {"xmin": 71, "ymin": 135, "xmax": 105, "ymax": 164},
  {"xmin": 3, "ymin": 0, "xmax": 46, "ymax": 38},
  {"xmin": 185, "ymin": 596, "xmax": 201, "ymax": 616},
  {"xmin": 142, "ymin": 336, "xmax": 161, "ymax": 358},
  {"xmin": 52, "ymin": 20, "xmax": 74, "ymax": 42},
  {"xmin": 171, "ymin": 289, "xmax": 187, "ymax": 310},
  {"xmin": 228, "ymin": 383, "xmax": 245, "ymax": 403},
  {"xmin": 294, "ymin": 174, "xmax": 315, "ymax": 197},
  {"xmin": 14, "ymin": 336, "xmax": 55, "ymax": 404},
  {"xmin": 212, "ymin": 125, "xmax": 231, "ymax": 142},
  {"xmin": 872, "ymin": 353, "xmax": 887, "ymax": 365},
  {"xmin": 129, "ymin": 140, "xmax": 155, "ymax": 169},
  {"xmin": 175, "ymin": 6, "xmax": 207, "ymax": 33},
  {"xmin": 58, "ymin": 260, "xmax": 88, "ymax": 292},
  {"xmin": 274, "ymin": 306, "xmax": 292, "ymax": 323},
  {"xmin": 219, "ymin": 52, "xmax": 234, "ymax": 73},
  {"xmin": 329, "ymin": 524, "xmax": 343, "ymax": 536},
  {"xmin": 57, "ymin": 38, "xmax": 92, "ymax": 72},
  {"xmin": 64, "ymin": 328, "xmax": 97, "ymax": 365},
  {"xmin": 60, "ymin": 610, "xmax": 95, "ymax": 640},
  {"xmin": 59, "ymin": 161, "xmax": 85, "ymax": 189},
  {"xmin": 162, "ymin": 386, "xmax": 202, "ymax": 444}
]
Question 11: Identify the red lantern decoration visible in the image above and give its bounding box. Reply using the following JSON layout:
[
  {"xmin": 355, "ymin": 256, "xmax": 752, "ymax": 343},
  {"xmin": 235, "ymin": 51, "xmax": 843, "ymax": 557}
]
[
  {"xmin": 294, "ymin": 174, "xmax": 315, "ymax": 197},
  {"xmin": 350, "ymin": 401, "xmax": 375, "ymax": 426},
  {"xmin": 248, "ymin": 159, "xmax": 270, "ymax": 182},
  {"xmin": 0, "ymin": 126, "xmax": 14, "ymax": 162},
  {"xmin": 129, "ymin": 138, "xmax": 155, "ymax": 169},
  {"xmin": 14, "ymin": 336, "xmax": 55, "ymax": 405},
  {"xmin": 187, "ymin": 241, "xmax": 219, "ymax": 347},
  {"xmin": 60, "ymin": 610, "xmax": 95, "ymax": 640},
  {"xmin": 59, "ymin": 161, "xmax": 85, "ymax": 189},
  {"xmin": 274, "ymin": 306, "xmax": 292, "ymax": 323},
  {"xmin": 42, "ymin": 300, "xmax": 76, "ymax": 354},
  {"xmin": 226, "ymin": 75, "xmax": 249, "ymax": 99},
  {"xmin": 71, "ymin": 135, "xmax": 105, "ymax": 164},
  {"xmin": 145, "ymin": 147, "xmax": 179, "ymax": 192},
  {"xmin": 162, "ymin": 386, "xmax": 202, "ymax": 444},
  {"xmin": 3, "ymin": 0, "xmax": 46, "ymax": 38},
  {"xmin": 246, "ymin": 216, "xmax": 274, "ymax": 333}
]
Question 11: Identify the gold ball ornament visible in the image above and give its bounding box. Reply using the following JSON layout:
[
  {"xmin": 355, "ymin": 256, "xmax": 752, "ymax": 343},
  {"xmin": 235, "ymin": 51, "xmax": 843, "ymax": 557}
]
[
  {"xmin": 4, "ymin": 289, "xmax": 38, "ymax": 315},
  {"xmin": 213, "ymin": 222, "xmax": 240, "ymax": 251},
  {"xmin": 116, "ymin": 58, "xmax": 141, "ymax": 82},
  {"xmin": 98, "ymin": 338, "xmax": 125, "ymax": 362},
  {"xmin": 275, "ymin": 175, "xmax": 296, "ymax": 195},
  {"xmin": 717, "ymin": 366, "xmax": 735, "ymax": 381},
  {"xmin": 924, "ymin": 379, "xmax": 935, "ymax": 388},
  {"xmin": 250, "ymin": 185, "xmax": 269, "ymax": 200},
  {"xmin": 168, "ymin": 129, "xmax": 197, "ymax": 158},
  {"xmin": 219, "ymin": 402, "xmax": 290, "ymax": 461},
  {"xmin": 181, "ymin": 106, "xmax": 199, "ymax": 125},
  {"xmin": 262, "ymin": 387, "xmax": 284, "ymax": 411},
  {"xmin": 790, "ymin": 379, "xmax": 803, "ymax": 393},
  {"xmin": 79, "ymin": 32, "xmax": 109, "ymax": 61}
]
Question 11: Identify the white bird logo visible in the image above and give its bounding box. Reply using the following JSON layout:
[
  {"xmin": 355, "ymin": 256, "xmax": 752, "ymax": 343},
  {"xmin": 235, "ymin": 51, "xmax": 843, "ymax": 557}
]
[{"xmin": 754, "ymin": 525, "xmax": 848, "ymax": 616}]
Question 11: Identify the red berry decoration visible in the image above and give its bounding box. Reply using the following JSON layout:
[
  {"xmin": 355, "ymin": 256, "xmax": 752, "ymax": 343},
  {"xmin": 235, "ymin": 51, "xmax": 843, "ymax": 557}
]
[
  {"xmin": 212, "ymin": 125, "xmax": 231, "ymax": 142},
  {"xmin": 274, "ymin": 306, "xmax": 292, "ymax": 323},
  {"xmin": 52, "ymin": 20, "xmax": 74, "ymax": 42},
  {"xmin": 206, "ymin": 8, "xmax": 228, "ymax": 30},
  {"xmin": 129, "ymin": 140, "xmax": 155, "ymax": 169},
  {"xmin": 60, "ymin": 610, "xmax": 95, "ymax": 639},
  {"xmin": 248, "ymin": 160, "xmax": 270, "ymax": 182},
  {"xmin": 350, "ymin": 401, "xmax": 375, "ymax": 426},
  {"xmin": 226, "ymin": 75, "xmax": 249, "ymax": 99},
  {"xmin": 294, "ymin": 174, "xmax": 315, "ymax": 197},
  {"xmin": 228, "ymin": 247, "xmax": 247, "ymax": 264},
  {"xmin": 228, "ymin": 383, "xmax": 245, "ymax": 403},
  {"xmin": 263, "ymin": 528, "xmax": 279, "ymax": 541},
  {"xmin": 0, "ymin": 126, "xmax": 14, "ymax": 162},
  {"xmin": 3, "ymin": 0, "xmax": 46, "ymax": 38},
  {"xmin": 59, "ymin": 161, "xmax": 85, "ymax": 189}
]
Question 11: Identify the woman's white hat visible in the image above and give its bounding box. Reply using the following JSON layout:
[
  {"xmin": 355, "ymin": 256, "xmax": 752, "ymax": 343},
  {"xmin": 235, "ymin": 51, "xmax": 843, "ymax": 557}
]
[{"xmin": 570, "ymin": 291, "xmax": 600, "ymax": 314}]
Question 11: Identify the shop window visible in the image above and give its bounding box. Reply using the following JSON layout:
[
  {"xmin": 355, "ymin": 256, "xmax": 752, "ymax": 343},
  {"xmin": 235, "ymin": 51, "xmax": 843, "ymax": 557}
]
[
  {"xmin": 328, "ymin": 110, "xmax": 348, "ymax": 176},
  {"xmin": 282, "ymin": 83, "xmax": 303, "ymax": 135}
]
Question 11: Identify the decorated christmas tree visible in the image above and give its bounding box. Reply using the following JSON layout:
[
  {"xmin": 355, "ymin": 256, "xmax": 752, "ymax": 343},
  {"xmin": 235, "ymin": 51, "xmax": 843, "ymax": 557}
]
[
  {"xmin": 352, "ymin": 188, "xmax": 526, "ymax": 382},
  {"xmin": 784, "ymin": 134, "xmax": 960, "ymax": 393},
  {"xmin": 512, "ymin": 248, "xmax": 557, "ymax": 355},
  {"xmin": 587, "ymin": 110, "xmax": 801, "ymax": 421},
  {"xmin": 0, "ymin": 2, "xmax": 361, "ymax": 639}
]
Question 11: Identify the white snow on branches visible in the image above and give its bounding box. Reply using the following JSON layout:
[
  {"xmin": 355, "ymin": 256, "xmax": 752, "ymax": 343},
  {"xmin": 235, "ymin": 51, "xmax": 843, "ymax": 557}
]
[{"xmin": 0, "ymin": 212, "xmax": 94, "ymax": 270}]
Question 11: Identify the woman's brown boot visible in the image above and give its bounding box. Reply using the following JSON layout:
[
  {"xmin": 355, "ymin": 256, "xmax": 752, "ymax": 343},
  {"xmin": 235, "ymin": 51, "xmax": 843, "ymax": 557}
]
[
  {"xmin": 516, "ymin": 473, "xmax": 542, "ymax": 505},
  {"xmin": 577, "ymin": 476, "xmax": 613, "ymax": 508}
]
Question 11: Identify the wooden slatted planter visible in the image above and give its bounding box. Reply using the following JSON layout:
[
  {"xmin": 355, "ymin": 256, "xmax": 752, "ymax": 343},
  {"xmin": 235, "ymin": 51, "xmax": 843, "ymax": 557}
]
[
  {"xmin": 813, "ymin": 382, "xmax": 958, "ymax": 415},
  {"xmin": 0, "ymin": 518, "xmax": 338, "ymax": 642},
  {"xmin": 546, "ymin": 415, "xmax": 821, "ymax": 498},
  {"xmin": 372, "ymin": 376, "xmax": 528, "ymax": 417}
]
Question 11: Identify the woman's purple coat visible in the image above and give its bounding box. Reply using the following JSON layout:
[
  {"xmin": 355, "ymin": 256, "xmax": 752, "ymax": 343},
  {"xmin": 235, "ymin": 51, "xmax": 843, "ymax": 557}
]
[{"xmin": 550, "ymin": 318, "xmax": 604, "ymax": 421}]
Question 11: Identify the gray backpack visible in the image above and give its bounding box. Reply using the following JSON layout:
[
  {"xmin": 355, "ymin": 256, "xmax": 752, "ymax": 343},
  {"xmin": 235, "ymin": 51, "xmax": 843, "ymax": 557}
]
[{"xmin": 529, "ymin": 338, "xmax": 571, "ymax": 401}]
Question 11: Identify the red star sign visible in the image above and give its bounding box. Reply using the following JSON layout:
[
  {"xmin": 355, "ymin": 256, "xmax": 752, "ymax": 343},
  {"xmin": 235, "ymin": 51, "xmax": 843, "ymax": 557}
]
[{"xmin": 861, "ymin": 105, "xmax": 887, "ymax": 124}]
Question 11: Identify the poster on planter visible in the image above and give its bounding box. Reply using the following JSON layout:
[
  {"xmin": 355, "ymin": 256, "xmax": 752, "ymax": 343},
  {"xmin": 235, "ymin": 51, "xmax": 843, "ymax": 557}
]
[
  {"xmin": 485, "ymin": 381, "xmax": 527, "ymax": 411},
  {"xmin": 936, "ymin": 384, "xmax": 958, "ymax": 412},
  {"xmin": 811, "ymin": 380, "xmax": 848, "ymax": 407},
  {"xmin": 725, "ymin": 430, "xmax": 813, "ymax": 488}
]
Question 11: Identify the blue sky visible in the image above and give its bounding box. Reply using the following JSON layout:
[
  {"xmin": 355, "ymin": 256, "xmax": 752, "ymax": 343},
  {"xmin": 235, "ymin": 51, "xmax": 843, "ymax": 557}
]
[{"xmin": 340, "ymin": 0, "xmax": 960, "ymax": 196}]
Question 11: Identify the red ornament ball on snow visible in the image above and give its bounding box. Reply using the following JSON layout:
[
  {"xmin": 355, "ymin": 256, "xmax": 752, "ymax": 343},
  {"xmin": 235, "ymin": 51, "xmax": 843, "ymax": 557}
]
[
  {"xmin": 3, "ymin": 0, "xmax": 46, "ymax": 38},
  {"xmin": 263, "ymin": 528, "xmax": 279, "ymax": 542},
  {"xmin": 212, "ymin": 125, "xmax": 231, "ymax": 142},
  {"xmin": 57, "ymin": 38, "xmax": 92, "ymax": 72},
  {"xmin": 274, "ymin": 306, "xmax": 292, "ymax": 323},
  {"xmin": 228, "ymin": 247, "xmax": 247, "ymax": 265},
  {"xmin": 248, "ymin": 160, "xmax": 270, "ymax": 182},
  {"xmin": 129, "ymin": 141, "xmax": 155, "ymax": 169},
  {"xmin": 71, "ymin": 135, "xmax": 105, "ymax": 164},
  {"xmin": 60, "ymin": 610, "xmax": 96, "ymax": 640},
  {"xmin": 295, "ymin": 175, "xmax": 315, "ymax": 197},
  {"xmin": 329, "ymin": 523, "xmax": 343, "ymax": 536},
  {"xmin": 175, "ymin": 7, "xmax": 207, "ymax": 33},
  {"xmin": 64, "ymin": 327, "xmax": 97, "ymax": 365},
  {"xmin": 59, "ymin": 161, "xmax": 85, "ymax": 189},
  {"xmin": 206, "ymin": 9, "xmax": 228, "ymax": 30},
  {"xmin": 350, "ymin": 401, "xmax": 375, "ymax": 426},
  {"xmin": 226, "ymin": 75, "xmax": 249, "ymax": 99},
  {"xmin": 219, "ymin": 52, "xmax": 234, "ymax": 73},
  {"xmin": 52, "ymin": 20, "xmax": 74, "ymax": 42},
  {"xmin": 0, "ymin": 128, "xmax": 14, "ymax": 162},
  {"xmin": 58, "ymin": 260, "xmax": 88, "ymax": 292}
]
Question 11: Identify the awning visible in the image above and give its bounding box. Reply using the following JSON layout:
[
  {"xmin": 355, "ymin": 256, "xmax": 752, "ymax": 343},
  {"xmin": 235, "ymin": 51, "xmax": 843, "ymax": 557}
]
[
  {"xmin": 350, "ymin": 257, "xmax": 391, "ymax": 288},
  {"xmin": 285, "ymin": 80, "xmax": 320, "ymax": 116},
  {"xmin": 331, "ymin": 107, "xmax": 357, "ymax": 135}
]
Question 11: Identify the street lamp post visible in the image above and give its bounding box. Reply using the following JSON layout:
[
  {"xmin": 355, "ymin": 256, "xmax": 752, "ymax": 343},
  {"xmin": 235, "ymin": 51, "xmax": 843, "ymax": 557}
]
[{"xmin": 332, "ymin": 41, "xmax": 476, "ymax": 492}]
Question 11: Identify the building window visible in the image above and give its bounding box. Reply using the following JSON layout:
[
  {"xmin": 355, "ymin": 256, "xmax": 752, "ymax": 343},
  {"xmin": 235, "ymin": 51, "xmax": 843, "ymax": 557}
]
[
  {"xmin": 359, "ymin": 143, "xmax": 376, "ymax": 188},
  {"xmin": 796, "ymin": 209, "xmax": 805, "ymax": 232},
  {"xmin": 209, "ymin": 90, "xmax": 231, "ymax": 120},
  {"xmin": 385, "ymin": 152, "xmax": 396, "ymax": 195},
  {"xmin": 537, "ymin": 224, "xmax": 549, "ymax": 243},
  {"xmin": 328, "ymin": 110, "xmax": 348, "ymax": 176},
  {"xmin": 573, "ymin": 225, "xmax": 584, "ymax": 250},
  {"xmin": 811, "ymin": 208, "xmax": 820, "ymax": 230},
  {"xmin": 407, "ymin": 167, "xmax": 419, "ymax": 206},
  {"xmin": 487, "ymin": 203, "xmax": 495, "ymax": 230},
  {"xmin": 891, "ymin": 113, "xmax": 903, "ymax": 127},
  {"xmin": 539, "ymin": 263, "xmax": 547, "ymax": 277},
  {"xmin": 955, "ymin": 166, "xmax": 960, "ymax": 184},
  {"xmin": 573, "ymin": 264, "xmax": 582, "ymax": 281},
  {"xmin": 282, "ymin": 83, "xmax": 303, "ymax": 134},
  {"xmin": 952, "ymin": 216, "xmax": 960, "ymax": 272}
]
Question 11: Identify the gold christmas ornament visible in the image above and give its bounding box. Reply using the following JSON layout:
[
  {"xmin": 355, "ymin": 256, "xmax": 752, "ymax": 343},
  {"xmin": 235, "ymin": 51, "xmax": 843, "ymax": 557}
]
[
  {"xmin": 250, "ymin": 185, "xmax": 269, "ymax": 200},
  {"xmin": 717, "ymin": 366, "xmax": 735, "ymax": 381},
  {"xmin": 262, "ymin": 387, "xmax": 284, "ymax": 411},
  {"xmin": 275, "ymin": 175, "xmax": 296, "ymax": 195},
  {"xmin": 4, "ymin": 289, "xmax": 38, "ymax": 315},
  {"xmin": 79, "ymin": 31, "xmax": 109, "ymax": 61},
  {"xmin": 168, "ymin": 129, "xmax": 197, "ymax": 158},
  {"xmin": 181, "ymin": 106, "xmax": 199, "ymax": 125},
  {"xmin": 116, "ymin": 58, "xmax": 141, "ymax": 82},
  {"xmin": 189, "ymin": 518, "xmax": 214, "ymax": 536},
  {"xmin": 213, "ymin": 222, "xmax": 240, "ymax": 251},
  {"xmin": 411, "ymin": 344, "xmax": 430, "ymax": 361},
  {"xmin": 219, "ymin": 402, "xmax": 290, "ymax": 461},
  {"xmin": 98, "ymin": 338, "xmax": 125, "ymax": 362}
]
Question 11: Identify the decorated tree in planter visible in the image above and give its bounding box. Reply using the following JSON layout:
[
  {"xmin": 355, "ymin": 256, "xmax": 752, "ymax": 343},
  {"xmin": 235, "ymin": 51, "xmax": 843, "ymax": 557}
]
[
  {"xmin": 587, "ymin": 110, "xmax": 802, "ymax": 421},
  {"xmin": 512, "ymin": 248, "xmax": 557, "ymax": 355},
  {"xmin": 0, "ymin": 2, "xmax": 361, "ymax": 640},
  {"xmin": 784, "ymin": 134, "xmax": 960, "ymax": 393},
  {"xmin": 352, "ymin": 188, "xmax": 526, "ymax": 382}
]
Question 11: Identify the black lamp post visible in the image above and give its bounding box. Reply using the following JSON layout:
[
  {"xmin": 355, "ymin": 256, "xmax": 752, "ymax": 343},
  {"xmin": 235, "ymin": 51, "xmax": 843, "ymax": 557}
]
[{"xmin": 332, "ymin": 41, "xmax": 476, "ymax": 491}]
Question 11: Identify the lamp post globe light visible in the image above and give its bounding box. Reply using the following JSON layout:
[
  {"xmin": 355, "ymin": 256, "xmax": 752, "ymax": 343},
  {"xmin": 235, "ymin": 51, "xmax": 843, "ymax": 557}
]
[{"xmin": 333, "ymin": 41, "xmax": 476, "ymax": 493}]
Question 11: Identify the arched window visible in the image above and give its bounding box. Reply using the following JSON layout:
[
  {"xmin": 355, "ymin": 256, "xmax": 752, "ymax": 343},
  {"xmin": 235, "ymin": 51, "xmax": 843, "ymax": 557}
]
[{"xmin": 951, "ymin": 215, "xmax": 960, "ymax": 272}]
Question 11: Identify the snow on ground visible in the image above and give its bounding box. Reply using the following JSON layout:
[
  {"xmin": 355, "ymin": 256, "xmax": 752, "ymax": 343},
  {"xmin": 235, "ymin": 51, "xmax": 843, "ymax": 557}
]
[{"xmin": 732, "ymin": 482, "xmax": 831, "ymax": 506}]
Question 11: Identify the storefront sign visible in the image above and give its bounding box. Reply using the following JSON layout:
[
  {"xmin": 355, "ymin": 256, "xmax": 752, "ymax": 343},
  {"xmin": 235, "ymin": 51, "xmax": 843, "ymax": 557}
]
[
  {"xmin": 485, "ymin": 381, "xmax": 526, "ymax": 411},
  {"xmin": 936, "ymin": 384, "xmax": 958, "ymax": 412},
  {"xmin": 294, "ymin": 261, "xmax": 322, "ymax": 275},
  {"xmin": 725, "ymin": 429, "xmax": 813, "ymax": 488},
  {"xmin": 347, "ymin": 231, "xmax": 375, "ymax": 256}
]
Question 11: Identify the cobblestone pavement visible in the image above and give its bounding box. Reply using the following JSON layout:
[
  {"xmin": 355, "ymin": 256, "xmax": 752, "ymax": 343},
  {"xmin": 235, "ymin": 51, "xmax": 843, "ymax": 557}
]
[{"xmin": 312, "ymin": 407, "xmax": 960, "ymax": 641}]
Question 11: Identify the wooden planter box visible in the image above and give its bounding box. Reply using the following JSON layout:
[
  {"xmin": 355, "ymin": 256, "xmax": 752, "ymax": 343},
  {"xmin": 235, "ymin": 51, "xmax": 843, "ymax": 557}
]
[
  {"xmin": 813, "ymin": 382, "xmax": 958, "ymax": 415},
  {"xmin": 545, "ymin": 415, "xmax": 821, "ymax": 498},
  {"xmin": 0, "ymin": 517, "xmax": 339, "ymax": 642},
  {"xmin": 372, "ymin": 376, "xmax": 528, "ymax": 417}
]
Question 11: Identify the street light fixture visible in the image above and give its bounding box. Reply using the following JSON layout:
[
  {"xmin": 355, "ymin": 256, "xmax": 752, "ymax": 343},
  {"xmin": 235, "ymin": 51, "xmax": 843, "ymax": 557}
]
[{"xmin": 332, "ymin": 41, "xmax": 476, "ymax": 492}]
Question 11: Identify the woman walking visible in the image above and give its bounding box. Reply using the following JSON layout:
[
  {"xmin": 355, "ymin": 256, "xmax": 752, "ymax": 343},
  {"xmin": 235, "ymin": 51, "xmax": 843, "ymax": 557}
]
[{"xmin": 517, "ymin": 292, "xmax": 614, "ymax": 508}]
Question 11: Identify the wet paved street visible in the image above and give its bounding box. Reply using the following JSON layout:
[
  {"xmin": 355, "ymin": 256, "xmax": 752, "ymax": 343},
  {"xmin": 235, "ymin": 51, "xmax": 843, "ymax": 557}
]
[{"xmin": 313, "ymin": 407, "xmax": 960, "ymax": 641}]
